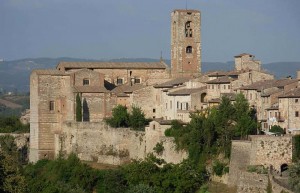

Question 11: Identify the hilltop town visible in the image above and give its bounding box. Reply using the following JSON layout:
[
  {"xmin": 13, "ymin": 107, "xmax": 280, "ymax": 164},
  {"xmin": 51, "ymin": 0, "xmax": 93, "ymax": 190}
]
[{"xmin": 28, "ymin": 9, "xmax": 300, "ymax": 193}]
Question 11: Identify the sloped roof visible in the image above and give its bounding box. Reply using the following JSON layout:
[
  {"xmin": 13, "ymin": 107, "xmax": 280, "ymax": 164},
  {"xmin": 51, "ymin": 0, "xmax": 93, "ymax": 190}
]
[
  {"xmin": 153, "ymin": 77, "xmax": 190, "ymax": 88},
  {"xmin": 239, "ymin": 78, "xmax": 297, "ymax": 91},
  {"xmin": 168, "ymin": 86, "xmax": 206, "ymax": 96},
  {"xmin": 73, "ymin": 86, "xmax": 109, "ymax": 93},
  {"xmin": 206, "ymin": 76, "xmax": 233, "ymax": 84},
  {"xmin": 234, "ymin": 53, "xmax": 253, "ymax": 58},
  {"xmin": 112, "ymin": 84, "xmax": 146, "ymax": 94},
  {"xmin": 278, "ymin": 87, "xmax": 300, "ymax": 98},
  {"xmin": 239, "ymin": 80, "xmax": 276, "ymax": 91},
  {"xmin": 32, "ymin": 69, "xmax": 66, "ymax": 75},
  {"xmin": 57, "ymin": 61, "xmax": 168, "ymax": 70}
]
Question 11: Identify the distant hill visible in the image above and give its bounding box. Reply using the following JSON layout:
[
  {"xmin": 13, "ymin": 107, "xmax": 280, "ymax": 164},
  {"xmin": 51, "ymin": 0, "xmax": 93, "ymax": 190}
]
[{"xmin": 0, "ymin": 58, "xmax": 299, "ymax": 92}]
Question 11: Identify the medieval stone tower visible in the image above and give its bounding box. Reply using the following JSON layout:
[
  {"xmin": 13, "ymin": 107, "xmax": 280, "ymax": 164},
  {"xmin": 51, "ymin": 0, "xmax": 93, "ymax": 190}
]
[{"xmin": 171, "ymin": 9, "xmax": 201, "ymax": 78}]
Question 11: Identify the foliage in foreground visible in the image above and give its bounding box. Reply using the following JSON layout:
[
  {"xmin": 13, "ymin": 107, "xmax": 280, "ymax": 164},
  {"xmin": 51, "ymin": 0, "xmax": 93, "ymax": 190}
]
[
  {"xmin": 164, "ymin": 94, "xmax": 257, "ymax": 163},
  {"xmin": 105, "ymin": 105, "xmax": 148, "ymax": 130},
  {"xmin": 0, "ymin": 116, "xmax": 29, "ymax": 133},
  {"xmin": 289, "ymin": 161, "xmax": 300, "ymax": 192}
]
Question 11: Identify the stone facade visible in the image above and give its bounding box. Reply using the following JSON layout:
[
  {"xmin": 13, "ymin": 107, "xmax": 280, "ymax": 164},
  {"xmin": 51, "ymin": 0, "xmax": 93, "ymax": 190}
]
[
  {"xmin": 228, "ymin": 135, "xmax": 293, "ymax": 187},
  {"xmin": 58, "ymin": 121, "xmax": 187, "ymax": 165},
  {"xmin": 171, "ymin": 10, "xmax": 201, "ymax": 78}
]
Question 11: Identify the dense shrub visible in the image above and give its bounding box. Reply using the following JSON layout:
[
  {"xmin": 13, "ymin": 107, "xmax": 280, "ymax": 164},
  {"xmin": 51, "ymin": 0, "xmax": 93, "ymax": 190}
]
[{"xmin": 0, "ymin": 116, "xmax": 29, "ymax": 133}]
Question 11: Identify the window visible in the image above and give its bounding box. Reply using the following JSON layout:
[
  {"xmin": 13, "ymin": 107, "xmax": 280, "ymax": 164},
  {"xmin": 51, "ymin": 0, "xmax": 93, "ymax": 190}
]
[
  {"xmin": 177, "ymin": 101, "xmax": 179, "ymax": 109},
  {"xmin": 185, "ymin": 21, "xmax": 192, "ymax": 37},
  {"xmin": 228, "ymin": 85, "xmax": 231, "ymax": 89},
  {"xmin": 264, "ymin": 123, "xmax": 268, "ymax": 129},
  {"xmin": 49, "ymin": 101, "xmax": 55, "ymax": 111},
  {"xmin": 134, "ymin": 78, "xmax": 141, "ymax": 84},
  {"xmin": 186, "ymin": 46, "xmax": 192, "ymax": 53},
  {"xmin": 296, "ymin": 99, "xmax": 299, "ymax": 103},
  {"xmin": 212, "ymin": 85, "xmax": 214, "ymax": 89},
  {"xmin": 83, "ymin": 79, "xmax": 90, "ymax": 86},
  {"xmin": 153, "ymin": 124, "xmax": 155, "ymax": 130},
  {"xmin": 296, "ymin": 111, "xmax": 299, "ymax": 117},
  {"xmin": 117, "ymin": 78, "xmax": 123, "ymax": 85},
  {"xmin": 224, "ymin": 85, "xmax": 226, "ymax": 89},
  {"xmin": 166, "ymin": 103, "xmax": 168, "ymax": 109},
  {"xmin": 153, "ymin": 108, "xmax": 156, "ymax": 113},
  {"xmin": 170, "ymin": 101, "xmax": 172, "ymax": 109}
]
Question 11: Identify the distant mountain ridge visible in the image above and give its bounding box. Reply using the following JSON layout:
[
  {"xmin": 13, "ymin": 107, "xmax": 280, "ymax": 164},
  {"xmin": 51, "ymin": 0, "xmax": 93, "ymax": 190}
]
[{"xmin": 0, "ymin": 57, "xmax": 299, "ymax": 92}]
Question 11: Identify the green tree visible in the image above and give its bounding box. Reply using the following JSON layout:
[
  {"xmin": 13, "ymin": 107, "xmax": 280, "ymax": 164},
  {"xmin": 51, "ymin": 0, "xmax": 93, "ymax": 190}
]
[
  {"xmin": 215, "ymin": 96, "xmax": 235, "ymax": 157},
  {"xmin": 76, "ymin": 93, "xmax": 82, "ymax": 122},
  {"xmin": 0, "ymin": 135, "xmax": 27, "ymax": 193},
  {"xmin": 105, "ymin": 105, "xmax": 129, "ymax": 128},
  {"xmin": 270, "ymin": 125, "xmax": 285, "ymax": 135},
  {"xmin": 289, "ymin": 162, "xmax": 300, "ymax": 192},
  {"xmin": 128, "ymin": 106, "xmax": 147, "ymax": 130},
  {"xmin": 233, "ymin": 93, "xmax": 257, "ymax": 139}
]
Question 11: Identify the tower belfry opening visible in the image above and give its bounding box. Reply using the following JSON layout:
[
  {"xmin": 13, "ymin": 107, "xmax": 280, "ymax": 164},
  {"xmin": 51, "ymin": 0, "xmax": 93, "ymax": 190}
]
[{"xmin": 171, "ymin": 9, "xmax": 201, "ymax": 78}]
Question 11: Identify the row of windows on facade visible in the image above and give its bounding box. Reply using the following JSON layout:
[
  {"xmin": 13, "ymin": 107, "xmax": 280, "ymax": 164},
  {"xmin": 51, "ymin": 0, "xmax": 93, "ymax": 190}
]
[
  {"xmin": 267, "ymin": 111, "xmax": 300, "ymax": 119},
  {"xmin": 207, "ymin": 84, "xmax": 231, "ymax": 90},
  {"xmin": 82, "ymin": 78, "xmax": 141, "ymax": 86},
  {"xmin": 117, "ymin": 78, "xmax": 141, "ymax": 85},
  {"xmin": 165, "ymin": 101, "xmax": 189, "ymax": 110}
]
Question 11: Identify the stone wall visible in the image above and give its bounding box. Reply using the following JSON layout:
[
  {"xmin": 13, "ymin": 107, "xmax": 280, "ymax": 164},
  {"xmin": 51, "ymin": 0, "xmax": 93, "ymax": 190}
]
[
  {"xmin": 249, "ymin": 135, "xmax": 292, "ymax": 170},
  {"xmin": 58, "ymin": 121, "xmax": 187, "ymax": 165},
  {"xmin": 0, "ymin": 133, "xmax": 30, "ymax": 149},
  {"xmin": 228, "ymin": 140, "xmax": 252, "ymax": 186}
]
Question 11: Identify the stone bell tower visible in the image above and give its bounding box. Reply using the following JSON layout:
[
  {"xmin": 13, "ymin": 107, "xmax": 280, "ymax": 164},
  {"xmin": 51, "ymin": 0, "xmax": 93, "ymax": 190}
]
[{"xmin": 171, "ymin": 9, "xmax": 201, "ymax": 78}]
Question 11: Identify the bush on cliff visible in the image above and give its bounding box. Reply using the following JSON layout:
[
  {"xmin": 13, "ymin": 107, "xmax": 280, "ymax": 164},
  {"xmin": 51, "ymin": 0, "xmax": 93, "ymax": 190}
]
[
  {"xmin": 105, "ymin": 105, "xmax": 129, "ymax": 128},
  {"xmin": 105, "ymin": 105, "xmax": 148, "ymax": 130}
]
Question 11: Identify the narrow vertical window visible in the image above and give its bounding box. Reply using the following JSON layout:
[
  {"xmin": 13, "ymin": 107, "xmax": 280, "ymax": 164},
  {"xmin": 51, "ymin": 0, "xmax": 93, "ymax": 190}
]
[{"xmin": 49, "ymin": 101, "xmax": 55, "ymax": 111}]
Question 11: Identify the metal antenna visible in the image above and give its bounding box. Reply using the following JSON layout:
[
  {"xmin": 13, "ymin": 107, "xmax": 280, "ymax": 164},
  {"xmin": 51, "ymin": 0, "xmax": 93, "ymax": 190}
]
[
  {"xmin": 186, "ymin": 0, "xmax": 188, "ymax": 10},
  {"xmin": 160, "ymin": 51, "xmax": 163, "ymax": 62}
]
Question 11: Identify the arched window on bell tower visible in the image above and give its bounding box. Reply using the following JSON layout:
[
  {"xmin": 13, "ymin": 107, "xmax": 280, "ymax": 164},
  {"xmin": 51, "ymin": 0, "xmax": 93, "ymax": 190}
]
[
  {"xmin": 185, "ymin": 21, "xmax": 192, "ymax": 37},
  {"xmin": 186, "ymin": 46, "xmax": 192, "ymax": 53}
]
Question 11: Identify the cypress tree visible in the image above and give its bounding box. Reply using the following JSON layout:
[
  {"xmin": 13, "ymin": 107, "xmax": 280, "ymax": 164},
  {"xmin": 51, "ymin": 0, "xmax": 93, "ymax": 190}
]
[{"xmin": 76, "ymin": 93, "xmax": 82, "ymax": 122}]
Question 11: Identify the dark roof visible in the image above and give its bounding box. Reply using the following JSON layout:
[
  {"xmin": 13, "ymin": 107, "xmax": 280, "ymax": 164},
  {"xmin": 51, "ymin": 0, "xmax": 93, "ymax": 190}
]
[
  {"xmin": 116, "ymin": 93, "xmax": 129, "ymax": 97},
  {"xmin": 234, "ymin": 53, "xmax": 253, "ymax": 58},
  {"xmin": 221, "ymin": 93, "xmax": 236, "ymax": 100},
  {"xmin": 207, "ymin": 71, "xmax": 228, "ymax": 77},
  {"xmin": 266, "ymin": 103, "xmax": 279, "ymax": 110},
  {"xmin": 239, "ymin": 80, "xmax": 276, "ymax": 91},
  {"xmin": 32, "ymin": 69, "xmax": 66, "ymax": 75},
  {"xmin": 239, "ymin": 78, "xmax": 297, "ymax": 91},
  {"xmin": 73, "ymin": 86, "xmax": 108, "ymax": 93},
  {"xmin": 57, "ymin": 61, "xmax": 168, "ymax": 70},
  {"xmin": 261, "ymin": 88, "xmax": 281, "ymax": 97},
  {"xmin": 112, "ymin": 84, "xmax": 146, "ymax": 94},
  {"xmin": 168, "ymin": 87, "xmax": 206, "ymax": 96},
  {"xmin": 278, "ymin": 87, "xmax": 300, "ymax": 98},
  {"xmin": 173, "ymin": 9, "xmax": 200, "ymax": 13},
  {"xmin": 206, "ymin": 76, "xmax": 233, "ymax": 84},
  {"xmin": 154, "ymin": 77, "xmax": 190, "ymax": 88}
]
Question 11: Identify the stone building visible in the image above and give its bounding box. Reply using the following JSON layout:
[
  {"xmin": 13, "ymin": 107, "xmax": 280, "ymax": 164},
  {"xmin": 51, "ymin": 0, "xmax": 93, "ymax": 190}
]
[
  {"xmin": 171, "ymin": 9, "xmax": 201, "ymax": 78},
  {"xmin": 29, "ymin": 9, "xmax": 202, "ymax": 162}
]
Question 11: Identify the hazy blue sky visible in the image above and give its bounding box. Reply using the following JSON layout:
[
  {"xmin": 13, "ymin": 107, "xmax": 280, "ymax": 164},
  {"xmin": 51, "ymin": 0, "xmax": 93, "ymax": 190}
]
[{"xmin": 1, "ymin": 0, "xmax": 300, "ymax": 63}]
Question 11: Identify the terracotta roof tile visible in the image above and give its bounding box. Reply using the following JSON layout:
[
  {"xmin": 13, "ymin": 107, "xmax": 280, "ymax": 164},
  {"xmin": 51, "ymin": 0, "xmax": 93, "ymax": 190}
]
[
  {"xmin": 206, "ymin": 76, "xmax": 233, "ymax": 84},
  {"xmin": 112, "ymin": 84, "xmax": 146, "ymax": 94},
  {"xmin": 168, "ymin": 87, "xmax": 206, "ymax": 96},
  {"xmin": 32, "ymin": 69, "xmax": 66, "ymax": 75},
  {"xmin": 57, "ymin": 61, "xmax": 168, "ymax": 70},
  {"xmin": 278, "ymin": 87, "xmax": 300, "ymax": 98},
  {"xmin": 73, "ymin": 86, "xmax": 108, "ymax": 93},
  {"xmin": 154, "ymin": 77, "xmax": 190, "ymax": 88}
]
